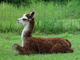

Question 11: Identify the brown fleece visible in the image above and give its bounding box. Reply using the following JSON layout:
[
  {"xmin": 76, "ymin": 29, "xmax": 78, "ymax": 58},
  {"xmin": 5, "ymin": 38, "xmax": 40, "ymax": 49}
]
[{"xmin": 12, "ymin": 11, "xmax": 74, "ymax": 55}]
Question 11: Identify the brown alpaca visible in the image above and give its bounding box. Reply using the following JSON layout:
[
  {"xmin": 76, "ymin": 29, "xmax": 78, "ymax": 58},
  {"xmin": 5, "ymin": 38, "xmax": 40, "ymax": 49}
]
[{"xmin": 12, "ymin": 10, "xmax": 74, "ymax": 55}]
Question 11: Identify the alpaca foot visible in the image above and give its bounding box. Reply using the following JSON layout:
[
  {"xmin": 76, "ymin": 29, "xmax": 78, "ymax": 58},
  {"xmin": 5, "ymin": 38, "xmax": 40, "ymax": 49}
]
[
  {"xmin": 12, "ymin": 44, "xmax": 26, "ymax": 55},
  {"xmin": 12, "ymin": 44, "xmax": 19, "ymax": 51},
  {"xmin": 66, "ymin": 47, "xmax": 74, "ymax": 53}
]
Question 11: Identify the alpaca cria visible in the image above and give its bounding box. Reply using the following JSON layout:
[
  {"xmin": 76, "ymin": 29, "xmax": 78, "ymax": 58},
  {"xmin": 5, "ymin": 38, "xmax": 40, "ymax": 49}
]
[{"xmin": 12, "ymin": 10, "xmax": 74, "ymax": 55}]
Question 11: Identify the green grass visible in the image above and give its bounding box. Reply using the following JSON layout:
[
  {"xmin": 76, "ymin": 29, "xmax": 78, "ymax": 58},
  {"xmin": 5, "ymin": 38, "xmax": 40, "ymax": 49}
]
[
  {"xmin": 0, "ymin": 32, "xmax": 80, "ymax": 60},
  {"xmin": 0, "ymin": 1, "xmax": 80, "ymax": 34}
]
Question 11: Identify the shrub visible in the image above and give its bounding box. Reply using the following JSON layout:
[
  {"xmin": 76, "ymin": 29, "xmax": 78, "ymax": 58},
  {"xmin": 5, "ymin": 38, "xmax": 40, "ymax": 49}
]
[{"xmin": 0, "ymin": 1, "xmax": 80, "ymax": 34}]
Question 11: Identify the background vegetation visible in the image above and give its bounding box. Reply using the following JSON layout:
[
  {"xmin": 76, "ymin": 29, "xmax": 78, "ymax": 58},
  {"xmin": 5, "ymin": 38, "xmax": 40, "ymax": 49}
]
[
  {"xmin": 0, "ymin": 0, "xmax": 73, "ymax": 5},
  {"xmin": 0, "ymin": 0, "xmax": 80, "ymax": 34}
]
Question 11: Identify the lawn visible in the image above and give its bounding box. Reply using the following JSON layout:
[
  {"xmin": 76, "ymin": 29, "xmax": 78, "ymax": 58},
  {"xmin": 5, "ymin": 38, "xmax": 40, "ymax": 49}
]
[
  {"xmin": 0, "ymin": 1, "xmax": 80, "ymax": 60},
  {"xmin": 0, "ymin": 32, "xmax": 80, "ymax": 60}
]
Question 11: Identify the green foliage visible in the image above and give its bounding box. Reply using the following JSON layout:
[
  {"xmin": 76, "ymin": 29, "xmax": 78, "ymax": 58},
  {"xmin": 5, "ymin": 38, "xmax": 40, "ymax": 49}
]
[
  {"xmin": 0, "ymin": 0, "xmax": 43, "ymax": 5},
  {"xmin": 0, "ymin": 0, "xmax": 80, "ymax": 6},
  {"xmin": 0, "ymin": 1, "xmax": 80, "ymax": 34}
]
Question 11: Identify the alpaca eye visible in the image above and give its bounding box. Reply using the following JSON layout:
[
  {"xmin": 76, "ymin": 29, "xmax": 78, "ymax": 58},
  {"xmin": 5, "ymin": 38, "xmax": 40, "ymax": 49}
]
[{"xmin": 23, "ymin": 19, "xmax": 27, "ymax": 21}]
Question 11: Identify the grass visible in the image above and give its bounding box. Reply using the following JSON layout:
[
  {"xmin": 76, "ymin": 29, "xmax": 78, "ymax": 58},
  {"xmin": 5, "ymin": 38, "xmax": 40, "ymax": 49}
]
[
  {"xmin": 0, "ymin": 1, "xmax": 80, "ymax": 34},
  {"xmin": 0, "ymin": 32, "xmax": 80, "ymax": 60},
  {"xmin": 0, "ymin": 1, "xmax": 80, "ymax": 60}
]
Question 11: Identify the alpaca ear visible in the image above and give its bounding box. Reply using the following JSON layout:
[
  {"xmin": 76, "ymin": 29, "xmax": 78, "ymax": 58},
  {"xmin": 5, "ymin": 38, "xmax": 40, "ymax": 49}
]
[{"xmin": 29, "ymin": 10, "xmax": 35, "ymax": 18}]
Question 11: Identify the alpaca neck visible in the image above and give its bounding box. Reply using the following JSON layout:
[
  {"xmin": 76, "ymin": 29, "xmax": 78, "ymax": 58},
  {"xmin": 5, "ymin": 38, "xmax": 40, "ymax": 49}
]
[
  {"xmin": 21, "ymin": 18, "xmax": 34, "ymax": 41},
  {"xmin": 21, "ymin": 23, "xmax": 30, "ymax": 41}
]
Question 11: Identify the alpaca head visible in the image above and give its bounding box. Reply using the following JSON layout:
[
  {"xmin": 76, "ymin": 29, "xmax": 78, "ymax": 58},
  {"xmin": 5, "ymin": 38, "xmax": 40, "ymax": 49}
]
[{"xmin": 17, "ymin": 10, "xmax": 35, "ymax": 26}]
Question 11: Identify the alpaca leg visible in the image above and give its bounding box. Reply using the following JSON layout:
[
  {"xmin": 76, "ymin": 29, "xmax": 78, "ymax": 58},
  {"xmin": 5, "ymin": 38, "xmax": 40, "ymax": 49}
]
[
  {"xmin": 48, "ymin": 43, "xmax": 63, "ymax": 53},
  {"xmin": 49, "ymin": 43, "xmax": 73, "ymax": 53},
  {"xmin": 65, "ymin": 39, "xmax": 71, "ymax": 47},
  {"xmin": 12, "ymin": 44, "xmax": 26, "ymax": 55},
  {"xmin": 65, "ymin": 47, "xmax": 74, "ymax": 53}
]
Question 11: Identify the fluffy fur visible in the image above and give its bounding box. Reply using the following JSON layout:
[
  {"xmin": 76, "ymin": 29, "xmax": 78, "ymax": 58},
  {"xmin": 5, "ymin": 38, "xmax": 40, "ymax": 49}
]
[{"xmin": 12, "ymin": 10, "xmax": 74, "ymax": 55}]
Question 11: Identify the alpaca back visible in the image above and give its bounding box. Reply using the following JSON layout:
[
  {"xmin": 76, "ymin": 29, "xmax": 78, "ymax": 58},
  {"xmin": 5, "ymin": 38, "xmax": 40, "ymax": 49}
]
[{"xmin": 23, "ymin": 37, "xmax": 72, "ymax": 53}]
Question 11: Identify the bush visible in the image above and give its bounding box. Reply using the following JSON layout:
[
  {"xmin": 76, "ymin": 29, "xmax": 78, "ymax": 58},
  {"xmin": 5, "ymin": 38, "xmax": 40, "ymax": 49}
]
[
  {"xmin": 0, "ymin": 1, "xmax": 80, "ymax": 34},
  {"xmin": 0, "ymin": 0, "xmax": 72, "ymax": 5}
]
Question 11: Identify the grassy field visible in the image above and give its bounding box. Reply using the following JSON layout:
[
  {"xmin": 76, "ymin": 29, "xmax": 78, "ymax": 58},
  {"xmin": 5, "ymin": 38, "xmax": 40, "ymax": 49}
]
[
  {"xmin": 0, "ymin": 1, "xmax": 80, "ymax": 60},
  {"xmin": 0, "ymin": 32, "xmax": 80, "ymax": 60},
  {"xmin": 0, "ymin": 1, "xmax": 80, "ymax": 34}
]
